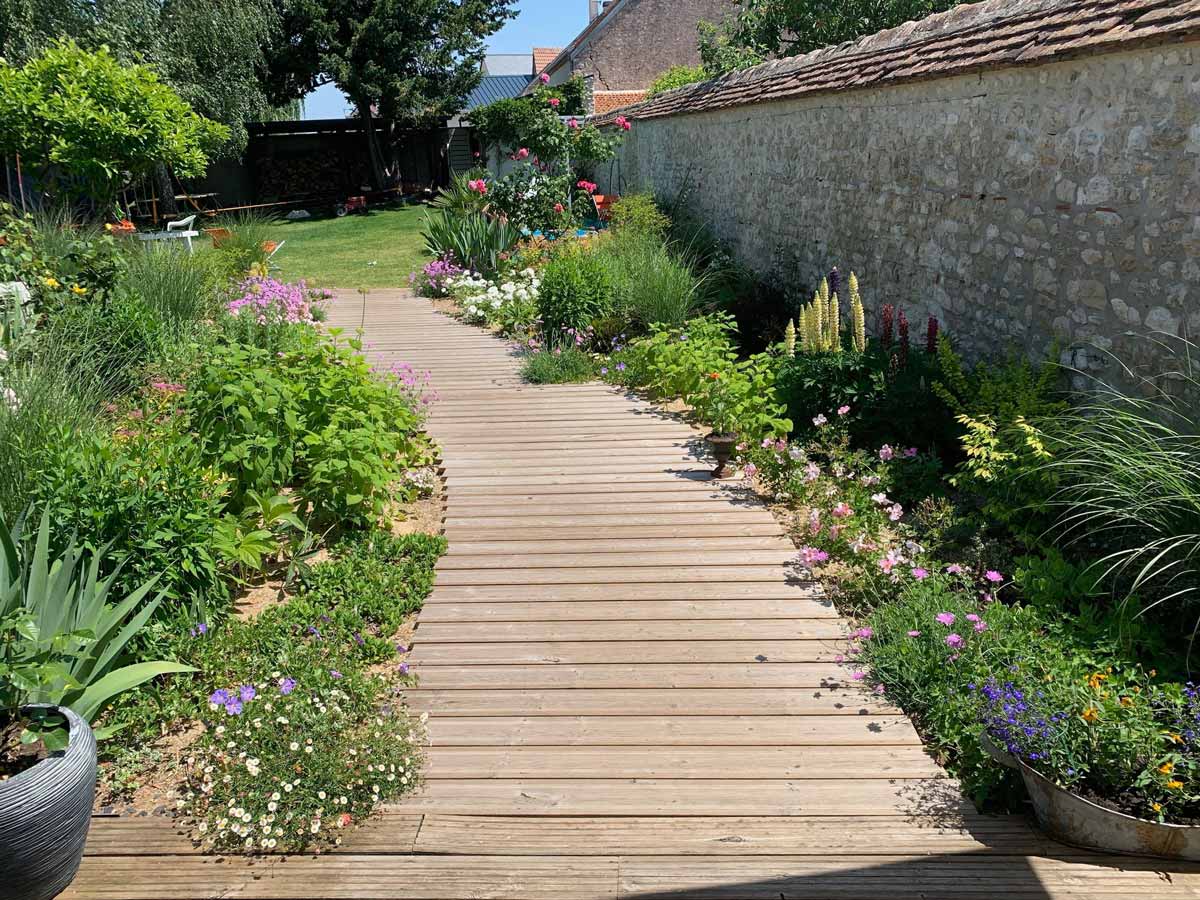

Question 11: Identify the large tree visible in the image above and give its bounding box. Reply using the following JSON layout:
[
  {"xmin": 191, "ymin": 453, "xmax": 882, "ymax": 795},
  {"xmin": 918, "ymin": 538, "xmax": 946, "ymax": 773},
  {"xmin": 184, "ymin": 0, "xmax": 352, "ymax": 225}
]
[
  {"xmin": 264, "ymin": 0, "xmax": 516, "ymax": 187},
  {"xmin": 700, "ymin": 0, "xmax": 966, "ymax": 73}
]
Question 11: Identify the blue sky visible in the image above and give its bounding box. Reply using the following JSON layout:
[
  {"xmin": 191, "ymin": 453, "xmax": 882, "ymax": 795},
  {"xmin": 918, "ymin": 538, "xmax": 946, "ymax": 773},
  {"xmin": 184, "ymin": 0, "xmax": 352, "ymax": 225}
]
[{"xmin": 303, "ymin": 0, "xmax": 587, "ymax": 119}]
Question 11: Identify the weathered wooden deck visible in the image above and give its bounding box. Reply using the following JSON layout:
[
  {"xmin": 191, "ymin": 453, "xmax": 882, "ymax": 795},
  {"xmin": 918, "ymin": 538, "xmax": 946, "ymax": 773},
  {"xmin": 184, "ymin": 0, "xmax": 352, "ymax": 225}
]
[{"xmin": 69, "ymin": 292, "xmax": 1200, "ymax": 898}]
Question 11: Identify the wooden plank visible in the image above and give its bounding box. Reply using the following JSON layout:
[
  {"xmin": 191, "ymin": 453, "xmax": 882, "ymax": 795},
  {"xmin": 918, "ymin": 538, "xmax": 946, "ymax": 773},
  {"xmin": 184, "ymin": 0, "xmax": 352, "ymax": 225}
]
[
  {"xmin": 64, "ymin": 855, "xmax": 620, "ymax": 899},
  {"xmin": 440, "ymin": 525, "xmax": 786, "ymax": 542},
  {"xmin": 443, "ymin": 514, "xmax": 779, "ymax": 529},
  {"xmin": 418, "ymin": 600, "xmax": 830, "ymax": 622},
  {"xmin": 418, "ymin": 746, "xmax": 938, "ymax": 778},
  {"xmin": 413, "ymin": 621, "xmax": 846, "ymax": 642},
  {"xmin": 405, "ymin": 687, "xmax": 893, "ymax": 716},
  {"xmin": 396, "ymin": 778, "xmax": 967, "ymax": 816},
  {"xmin": 443, "ymin": 486, "xmax": 742, "ymax": 502},
  {"xmin": 436, "ymin": 551, "xmax": 797, "ymax": 570},
  {"xmin": 432, "ymin": 566, "xmax": 802, "ymax": 586},
  {"xmin": 423, "ymin": 716, "xmax": 920, "ymax": 747},
  {"xmin": 411, "ymin": 814, "xmax": 1048, "ymax": 856},
  {"xmin": 413, "ymin": 664, "xmax": 849, "ymax": 689},
  {"xmin": 426, "ymin": 582, "xmax": 831, "ymax": 602},
  {"xmin": 409, "ymin": 640, "xmax": 843, "ymax": 664},
  {"xmin": 445, "ymin": 471, "xmax": 724, "ymax": 486},
  {"xmin": 443, "ymin": 537, "xmax": 797, "ymax": 554}
]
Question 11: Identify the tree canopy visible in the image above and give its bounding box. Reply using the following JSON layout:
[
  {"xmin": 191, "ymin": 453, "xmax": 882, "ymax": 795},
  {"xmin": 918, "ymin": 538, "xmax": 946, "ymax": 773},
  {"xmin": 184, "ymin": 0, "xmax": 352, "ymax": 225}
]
[
  {"xmin": 0, "ymin": 41, "xmax": 228, "ymax": 206},
  {"xmin": 699, "ymin": 0, "xmax": 965, "ymax": 73}
]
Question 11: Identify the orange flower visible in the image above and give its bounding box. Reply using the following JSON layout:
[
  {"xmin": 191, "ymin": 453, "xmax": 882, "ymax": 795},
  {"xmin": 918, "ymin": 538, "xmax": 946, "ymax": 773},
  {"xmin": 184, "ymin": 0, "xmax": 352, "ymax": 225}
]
[
  {"xmin": 1167, "ymin": 780, "xmax": 1184, "ymax": 791},
  {"xmin": 1160, "ymin": 762, "xmax": 1175, "ymax": 775},
  {"xmin": 1119, "ymin": 696, "xmax": 1133, "ymax": 708},
  {"xmin": 1081, "ymin": 707, "xmax": 1100, "ymax": 724},
  {"xmin": 707, "ymin": 372, "xmax": 721, "ymax": 380}
]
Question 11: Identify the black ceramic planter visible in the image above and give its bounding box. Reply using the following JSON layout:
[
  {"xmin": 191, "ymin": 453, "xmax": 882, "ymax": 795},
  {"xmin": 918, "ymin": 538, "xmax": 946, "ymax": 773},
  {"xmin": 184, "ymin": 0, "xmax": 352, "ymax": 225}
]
[{"xmin": 0, "ymin": 707, "xmax": 97, "ymax": 900}]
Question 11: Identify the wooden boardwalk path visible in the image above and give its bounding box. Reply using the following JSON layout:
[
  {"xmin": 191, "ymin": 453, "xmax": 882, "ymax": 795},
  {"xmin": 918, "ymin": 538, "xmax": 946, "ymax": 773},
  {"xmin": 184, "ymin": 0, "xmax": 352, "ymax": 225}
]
[{"xmin": 70, "ymin": 291, "xmax": 1200, "ymax": 898}]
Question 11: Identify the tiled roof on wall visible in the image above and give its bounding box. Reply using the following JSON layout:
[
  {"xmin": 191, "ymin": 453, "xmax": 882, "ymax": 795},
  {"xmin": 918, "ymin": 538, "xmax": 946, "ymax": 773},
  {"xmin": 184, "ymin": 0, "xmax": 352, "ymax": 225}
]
[
  {"xmin": 593, "ymin": 0, "xmax": 1200, "ymax": 125},
  {"xmin": 593, "ymin": 90, "xmax": 648, "ymax": 115}
]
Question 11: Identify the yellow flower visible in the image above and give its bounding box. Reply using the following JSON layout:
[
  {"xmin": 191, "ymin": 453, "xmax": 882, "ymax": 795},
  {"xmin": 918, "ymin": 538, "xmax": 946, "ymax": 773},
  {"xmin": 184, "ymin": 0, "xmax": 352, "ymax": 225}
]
[
  {"xmin": 1167, "ymin": 780, "xmax": 1184, "ymax": 791},
  {"xmin": 1152, "ymin": 802, "xmax": 1163, "ymax": 813},
  {"xmin": 1168, "ymin": 733, "xmax": 1184, "ymax": 745},
  {"xmin": 70, "ymin": 284, "xmax": 86, "ymax": 296},
  {"xmin": 1119, "ymin": 696, "xmax": 1133, "ymax": 708},
  {"xmin": 1160, "ymin": 762, "xmax": 1175, "ymax": 775},
  {"xmin": 1087, "ymin": 672, "xmax": 1108, "ymax": 690},
  {"xmin": 1081, "ymin": 707, "xmax": 1100, "ymax": 724},
  {"xmin": 42, "ymin": 276, "xmax": 60, "ymax": 289}
]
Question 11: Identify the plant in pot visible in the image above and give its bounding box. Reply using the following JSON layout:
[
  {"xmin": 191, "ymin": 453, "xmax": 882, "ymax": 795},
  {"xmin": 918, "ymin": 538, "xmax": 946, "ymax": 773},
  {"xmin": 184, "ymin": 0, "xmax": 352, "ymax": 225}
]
[
  {"xmin": 699, "ymin": 372, "xmax": 739, "ymax": 479},
  {"xmin": 1, "ymin": 512, "xmax": 193, "ymax": 900}
]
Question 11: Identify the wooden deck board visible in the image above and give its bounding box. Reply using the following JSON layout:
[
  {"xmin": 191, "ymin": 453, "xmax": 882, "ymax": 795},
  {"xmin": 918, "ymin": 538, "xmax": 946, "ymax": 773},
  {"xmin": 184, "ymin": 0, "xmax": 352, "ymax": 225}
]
[{"xmin": 70, "ymin": 292, "xmax": 1184, "ymax": 899}]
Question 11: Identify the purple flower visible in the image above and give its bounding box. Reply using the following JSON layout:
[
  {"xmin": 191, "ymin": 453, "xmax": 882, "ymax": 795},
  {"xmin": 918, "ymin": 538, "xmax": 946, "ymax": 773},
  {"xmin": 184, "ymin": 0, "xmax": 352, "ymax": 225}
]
[
  {"xmin": 851, "ymin": 671, "xmax": 865, "ymax": 681},
  {"xmin": 965, "ymin": 613, "xmax": 980, "ymax": 623},
  {"xmin": 856, "ymin": 627, "xmax": 874, "ymax": 640},
  {"xmin": 974, "ymin": 621, "xmax": 988, "ymax": 633},
  {"xmin": 935, "ymin": 612, "xmax": 956, "ymax": 626},
  {"xmin": 395, "ymin": 644, "xmax": 408, "ymax": 654},
  {"xmin": 812, "ymin": 414, "xmax": 828, "ymax": 427},
  {"xmin": 330, "ymin": 670, "xmax": 343, "ymax": 679},
  {"xmin": 911, "ymin": 568, "xmax": 929, "ymax": 581},
  {"xmin": 616, "ymin": 362, "xmax": 626, "ymax": 372},
  {"xmin": 397, "ymin": 663, "xmax": 410, "ymax": 675},
  {"xmin": 907, "ymin": 630, "xmax": 922, "ymax": 637},
  {"xmin": 353, "ymin": 632, "xmax": 365, "ymax": 647},
  {"xmin": 279, "ymin": 677, "xmax": 297, "ymax": 695},
  {"xmin": 209, "ymin": 688, "xmax": 230, "ymax": 706},
  {"xmin": 224, "ymin": 697, "xmax": 244, "ymax": 716},
  {"xmin": 239, "ymin": 685, "xmax": 256, "ymax": 702},
  {"xmin": 878, "ymin": 445, "xmax": 895, "ymax": 461},
  {"xmin": 985, "ymin": 570, "xmax": 1004, "ymax": 583},
  {"xmin": 799, "ymin": 546, "xmax": 829, "ymax": 566},
  {"xmin": 945, "ymin": 633, "xmax": 964, "ymax": 649},
  {"xmin": 946, "ymin": 564, "xmax": 964, "ymax": 575}
]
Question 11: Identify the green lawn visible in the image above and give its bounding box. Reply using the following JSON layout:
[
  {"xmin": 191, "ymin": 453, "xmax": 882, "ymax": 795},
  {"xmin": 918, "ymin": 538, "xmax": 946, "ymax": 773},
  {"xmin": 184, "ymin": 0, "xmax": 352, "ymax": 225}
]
[{"xmin": 268, "ymin": 205, "xmax": 431, "ymax": 289}]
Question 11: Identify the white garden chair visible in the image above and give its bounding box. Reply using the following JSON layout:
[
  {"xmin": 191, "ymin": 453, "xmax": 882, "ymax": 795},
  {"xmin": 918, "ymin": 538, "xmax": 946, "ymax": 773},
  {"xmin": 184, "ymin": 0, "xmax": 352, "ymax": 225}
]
[{"xmin": 137, "ymin": 214, "xmax": 200, "ymax": 253}]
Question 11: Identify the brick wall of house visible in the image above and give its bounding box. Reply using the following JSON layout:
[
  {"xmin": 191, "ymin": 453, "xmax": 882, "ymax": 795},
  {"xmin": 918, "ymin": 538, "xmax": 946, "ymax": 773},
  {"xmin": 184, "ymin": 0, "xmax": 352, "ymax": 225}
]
[{"xmin": 573, "ymin": 0, "xmax": 733, "ymax": 92}]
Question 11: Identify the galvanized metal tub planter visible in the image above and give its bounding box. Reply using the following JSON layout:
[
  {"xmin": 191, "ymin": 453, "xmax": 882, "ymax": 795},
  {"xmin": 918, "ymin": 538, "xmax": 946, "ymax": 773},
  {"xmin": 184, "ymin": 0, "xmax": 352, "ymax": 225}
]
[
  {"xmin": 0, "ymin": 707, "xmax": 98, "ymax": 900},
  {"xmin": 982, "ymin": 733, "xmax": 1200, "ymax": 860}
]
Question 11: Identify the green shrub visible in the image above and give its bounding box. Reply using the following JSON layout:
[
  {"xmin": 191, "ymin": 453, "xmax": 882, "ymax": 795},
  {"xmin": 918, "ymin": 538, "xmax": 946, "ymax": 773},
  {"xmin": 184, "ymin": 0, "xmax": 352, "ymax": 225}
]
[
  {"xmin": 33, "ymin": 421, "xmax": 231, "ymax": 627},
  {"xmin": 185, "ymin": 328, "xmax": 424, "ymax": 525},
  {"xmin": 209, "ymin": 211, "xmax": 277, "ymax": 277},
  {"xmin": 596, "ymin": 230, "xmax": 706, "ymax": 329},
  {"xmin": 610, "ymin": 313, "xmax": 737, "ymax": 399},
  {"xmin": 521, "ymin": 346, "xmax": 595, "ymax": 384},
  {"xmin": 608, "ymin": 194, "xmax": 671, "ymax": 238},
  {"xmin": 646, "ymin": 65, "xmax": 709, "ymax": 98},
  {"xmin": 537, "ymin": 243, "xmax": 614, "ymax": 333},
  {"xmin": 421, "ymin": 211, "xmax": 520, "ymax": 275},
  {"xmin": 46, "ymin": 293, "xmax": 164, "ymax": 396},
  {"xmin": 124, "ymin": 245, "xmax": 223, "ymax": 335}
]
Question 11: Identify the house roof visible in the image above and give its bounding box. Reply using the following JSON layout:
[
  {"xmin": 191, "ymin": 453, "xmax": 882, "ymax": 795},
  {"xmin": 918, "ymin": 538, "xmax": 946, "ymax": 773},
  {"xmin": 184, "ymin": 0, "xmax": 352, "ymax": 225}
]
[
  {"xmin": 593, "ymin": 90, "xmax": 647, "ymax": 115},
  {"xmin": 593, "ymin": 0, "xmax": 1200, "ymax": 126},
  {"xmin": 463, "ymin": 75, "xmax": 534, "ymax": 111},
  {"xmin": 482, "ymin": 54, "xmax": 533, "ymax": 77},
  {"xmin": 532, "ymin": 2, "xmax": 627, "ymax": 82},
  {"xmin": 533, "ymin": 47, "xmax": 563, "ymax": 75}
]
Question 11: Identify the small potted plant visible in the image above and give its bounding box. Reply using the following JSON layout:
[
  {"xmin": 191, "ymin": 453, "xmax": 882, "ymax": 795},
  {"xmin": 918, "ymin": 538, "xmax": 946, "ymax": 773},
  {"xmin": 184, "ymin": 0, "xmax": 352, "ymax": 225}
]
[
  {"xmin": 0, "ymin": 513, "xmax": 192, "ymax": 900},
  {"xmin": 700, "ymin": 372, "xmax": 739, "ymax": 479}
]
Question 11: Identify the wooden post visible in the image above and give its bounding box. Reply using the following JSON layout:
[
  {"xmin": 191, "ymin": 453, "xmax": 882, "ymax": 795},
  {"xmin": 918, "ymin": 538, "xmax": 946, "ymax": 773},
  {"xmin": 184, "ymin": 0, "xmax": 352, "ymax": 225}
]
[{"xmin": 15, "ymin": 153, "xmax": 27, "ymax": 212}]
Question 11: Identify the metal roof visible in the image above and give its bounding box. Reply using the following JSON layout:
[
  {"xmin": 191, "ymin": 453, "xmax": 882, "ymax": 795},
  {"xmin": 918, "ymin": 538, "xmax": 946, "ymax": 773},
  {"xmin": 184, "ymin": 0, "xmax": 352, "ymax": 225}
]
[
  {"xmin": 482, "ymin": 54, "xmax": 533, "ymax": 77},
  {"xmin": 463, "ymin": 75, "xmax": 534, "ymax": 111}
]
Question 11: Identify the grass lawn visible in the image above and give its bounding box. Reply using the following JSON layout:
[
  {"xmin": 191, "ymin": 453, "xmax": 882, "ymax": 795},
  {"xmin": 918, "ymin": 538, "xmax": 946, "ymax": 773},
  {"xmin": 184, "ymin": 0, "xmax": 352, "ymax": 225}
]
[{"xmin": 267, "ymin": 205, "xmax": 431, "ymax": 290}]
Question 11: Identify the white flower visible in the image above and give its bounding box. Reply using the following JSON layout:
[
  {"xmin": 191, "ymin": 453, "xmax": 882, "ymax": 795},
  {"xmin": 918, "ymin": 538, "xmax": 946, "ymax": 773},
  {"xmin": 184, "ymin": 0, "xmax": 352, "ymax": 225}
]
[
  {"xmin": 318, "ymin": 791, "xmax": 327, "ymax": 800},
  {"xmin": 289, "ymin": 742, "xmax": 299, "ymax": 751}
]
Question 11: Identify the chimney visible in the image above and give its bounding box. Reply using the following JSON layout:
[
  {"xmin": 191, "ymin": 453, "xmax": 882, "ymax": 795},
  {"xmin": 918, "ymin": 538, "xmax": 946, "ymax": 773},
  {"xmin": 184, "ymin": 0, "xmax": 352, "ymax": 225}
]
[{"xmin": 589, "ymin": 0, "xmax": 600, "ymax": 21}]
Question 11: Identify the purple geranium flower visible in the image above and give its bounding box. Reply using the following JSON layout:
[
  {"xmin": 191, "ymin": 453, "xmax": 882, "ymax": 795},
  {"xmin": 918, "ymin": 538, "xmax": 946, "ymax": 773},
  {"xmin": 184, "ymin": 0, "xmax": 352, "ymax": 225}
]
[
  {"xmin": 224, "ymin": 697, "xmax": 244, "ymax": 716},
  {"xmin": 279, "ymin": 677, "xmax": 297, "ymax": 695},
  {"xmin": 209, "ymin": 688, "xmax": 230, "ymax": 706},
  {"xmin": 239, "ymin": 685, "xmax": 256, "ymax": 702}
]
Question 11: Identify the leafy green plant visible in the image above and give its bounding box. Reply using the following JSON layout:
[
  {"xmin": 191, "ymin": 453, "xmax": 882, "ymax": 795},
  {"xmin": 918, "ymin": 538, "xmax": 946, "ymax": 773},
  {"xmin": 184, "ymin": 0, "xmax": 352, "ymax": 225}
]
[
  {"xmin": 430, "ymin": 171, "xmax": 490, "ymax": 217},
  {"xmin": 536, "ymin": 243, "xmax": 614, "ymax": 333},
  {"xmin": 0, "ymin": 511, "xmax": 193, "ymax": 750},
  {"xmin": 421, "ymin": 211, "xmax": 520, "ymax": 275},
  {"xmin": 646, "ymin": 65, "xmax": 709, "ymax": 98},
  {"xmin": 596, "ymin": 230, "xmax": 707, "ymax": 329},
  {"xmin": 0, "ymin": 41, "xmax": 227, "ymax": 207},
  {"xmin": 209, "ymin": 211, "xmax": 278, "ymax": 277},
  {"xmin": 520, "ymin": 345, "xmax": 595, "ymax": 384},
  {"xmin": 608, "ymin": 194, "xmax": 671, "ymax": 238}
]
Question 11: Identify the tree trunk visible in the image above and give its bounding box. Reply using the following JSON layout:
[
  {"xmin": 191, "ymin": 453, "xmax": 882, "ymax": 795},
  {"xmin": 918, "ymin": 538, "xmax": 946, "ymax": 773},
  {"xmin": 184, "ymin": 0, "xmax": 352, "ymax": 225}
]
[{"xmin": 154, "ymin": 165, "xmax": 179, "ymax": 222}]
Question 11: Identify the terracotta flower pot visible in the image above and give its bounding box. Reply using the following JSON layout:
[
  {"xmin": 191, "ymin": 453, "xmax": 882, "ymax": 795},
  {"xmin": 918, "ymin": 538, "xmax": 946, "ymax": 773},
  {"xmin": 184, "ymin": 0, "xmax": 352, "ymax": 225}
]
[{"xmin": 706, "ymin": 432, "xmax": 738, "ymax": 479}]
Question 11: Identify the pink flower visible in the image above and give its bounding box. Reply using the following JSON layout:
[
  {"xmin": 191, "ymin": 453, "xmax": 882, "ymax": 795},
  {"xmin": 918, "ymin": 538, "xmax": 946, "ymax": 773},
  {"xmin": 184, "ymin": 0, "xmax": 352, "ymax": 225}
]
[
  {"xmin": 905, "ymin": 447, "xmax": 918, "ymax": 458},
  {"xmin": 888, "ymin": 504, "xmax": 904, "ymax": 522},
  {"xmin": 984, "ymin": 570, "xmax": 1004, "ymax": 583},
  {"xmin": 799, "ymin": 546, "xmax": 829, "ymax": 566},
  {"xmin": 945, "ymin": 633, "xmax": 964, "ymax": 649},
  {"xmin": 974, "ymin": 621, "xmax": 988, "ymax": 633},
  {"xmin": 911, "ymin": 567, "xmax": 929, "ymax": 580},
  {"xmin": 834, "ymin": 654, "xmax": 845, "ymax": 663},
  {"xmin": 568, "ymin": 118, "xmax": 579, "ymax": 129},
  {"xmin": 879, "ymin": 444, "xmax": 895, "ymax": 461},
  {"xmin": 517, "ymin": 147, "xmax": 530, "ymax": 159},
  {"xmin": 540, "ymin": 72, "xmax": 550, "ymax": 84},
  {"xmin": 467, "ymin": 179, "xmax": 487, "ymax": 195},
  {"xmin": 804, "ymin": 462, "xmax": 821, "ymax": 482},
  {"xmin": 812, "ymin": 414, "xmax": 828, "ymax": 427},
  {"xmin": 576, "ymin": 179, "xmax": 598, "ymax": 193},
  {"xmin": 965, "ymin": 614, "xmax": 980, "ymax": 623},
  {"xmin": 850, "ymin": 672, "xmax": 865, "ymax": 681},
  {"xmin": 827, "ymin": 525, "xmax": 842, "ymax": 539},
  {"xmin": 856, "ymin": 627, "xmax": 874, "ymax": 640},
  {"xmin": 837, "ymin": 405, "xmax": 851, "ymax": 416},
  {"xmin": 907, "ymin": 630, "xmax": 921, "ymax": 637},
  {"xmin": 554, "ymin": 203, "xmax": 564, "ymax": 213},
  {"xmin": 946, "ymin": 564, "xmax": 964, "ymax": 575},
  {"xmin": 874, "ymin": 684, "xmax": 886, "ymax": 695},
  {"xmin": 879, "ymin": 557, "xmax": 896, "ymax": 575},
  {"xmin": 832, "ymin": 503, "xmax": 853, "ymax": 519},
  {"xmin": 549, "ymin": 97, "xmax": 561, "ymax": 107},
  {"xmin": 935, "ymin": 612, "xmax": 956, "ymax": 626},
  {"xmin": 615, "ymin": 115, "xmax": 631, "ymax": 131}
]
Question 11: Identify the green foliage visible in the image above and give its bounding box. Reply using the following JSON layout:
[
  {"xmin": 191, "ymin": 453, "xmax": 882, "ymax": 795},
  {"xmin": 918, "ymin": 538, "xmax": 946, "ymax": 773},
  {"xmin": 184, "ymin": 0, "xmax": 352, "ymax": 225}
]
[
  {"xmin": 646, "ymin": 65, "xmax": 709, "ymax": 98},
  {"xmin": 421, "ymin": 211, "xmax": 520, "ymax": 275},
  {"xmin": 185, "ymin": 328, "xmax": 424, "ymax": 526},
  {"xmin": 520, "ymin": 346, "xmax": 595, "ymax": 385},
  {"xmin": 593, "ymin": 229, "xmax": 707, "ymax": 330},
  {"xmin": 0, "ymin": 511, "xmax": 193, "ymax": 747},
  {"xmin": 33, "ymin": 419, "xmax": 231, "ymax": 624},
  {"xmin": 537, "ymin": 243, "xmax": 614, "ymax": 334},
  {"xmin": 45, "ymin": 293, "xmax": 164, "ymax": 397},
  {"xmin": 486, "ymin": 166, "xmax": 581, "ymax": 233},
  {"xmin": 0, "ymin": 41, "xmax": 228, "ymax": 206},
  {"xmin": 209, "ymin": 212, "xmax": 279, "ymax": 277},
  {"xmin": 177, "ymin": 530, "xmax": 444, "ymax": 853},
  {"xmin": 608, "ymin": 194, "xmax": 671, "ymax": 239},
  {"xmin": 430, "ymin": 171, "xmax": 491, "ymax": 218},
  {"xmin": 471, "ymin": 77, "xmax": 615, "ymax": 165},
  {"xmin": 699, "ymin": 0, "xmax": 964, "ymax": 74}
]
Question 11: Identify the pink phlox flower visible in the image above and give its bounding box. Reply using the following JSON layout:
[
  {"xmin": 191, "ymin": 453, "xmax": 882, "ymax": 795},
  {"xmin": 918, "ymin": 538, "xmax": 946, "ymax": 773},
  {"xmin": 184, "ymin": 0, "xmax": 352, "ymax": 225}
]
[
  {"xmin": 799, "ymin": 546, "xmax": 829, "ymax": 566},
  {"xmin": 831, "ymin": 502, "xmax": 853, "ymax": 519},
  {"xmin": 837, "ymin": 405, "xmax": 851, "ymax": 416},
  {"xmin": 888, "ymin": 504, "xmax": 904, "ymax": 522}
]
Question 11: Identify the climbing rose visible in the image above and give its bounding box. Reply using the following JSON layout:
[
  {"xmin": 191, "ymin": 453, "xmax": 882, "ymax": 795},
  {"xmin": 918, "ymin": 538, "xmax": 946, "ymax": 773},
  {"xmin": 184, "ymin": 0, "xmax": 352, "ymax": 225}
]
[
  {"xmin": 549, "ymin": 97, "xmax": 560, "ymax": 107},
  {"xmin": 540, "ymin": 72, "xmax": 550, "ymax": 84}
]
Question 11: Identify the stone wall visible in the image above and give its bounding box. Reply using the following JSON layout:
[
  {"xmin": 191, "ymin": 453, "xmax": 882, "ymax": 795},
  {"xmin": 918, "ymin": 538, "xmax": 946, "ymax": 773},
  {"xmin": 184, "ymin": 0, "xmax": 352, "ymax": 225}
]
[{"xmin": 599, "ymin": 4, "xmax": 1200, "ymax": 383}]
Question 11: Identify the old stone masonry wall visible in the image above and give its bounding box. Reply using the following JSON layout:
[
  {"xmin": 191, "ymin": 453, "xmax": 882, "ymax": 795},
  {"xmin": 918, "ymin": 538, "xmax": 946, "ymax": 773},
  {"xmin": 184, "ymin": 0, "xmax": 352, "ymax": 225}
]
[{"xmin": 607, "ymin": 44, "xmax": 1200, "ymax": 382}]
